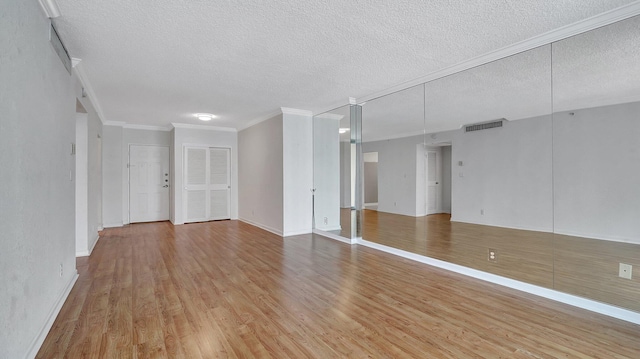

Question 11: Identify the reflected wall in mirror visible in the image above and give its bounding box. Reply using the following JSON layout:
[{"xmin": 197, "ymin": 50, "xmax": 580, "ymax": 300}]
[
  {"xmin": 357, "ymin": 14, "xmax": 640, "ymax": 313},
  {"xmin": 551, "ymin": 14, "xmax": 640, "ymax": 311},
  {"xmin": 361, "ymin": 84, "xmax": 428, "ymax": 252},
  {"xmin": 313, "ymin": 105, "xmax": 352, "ymax": 238}
]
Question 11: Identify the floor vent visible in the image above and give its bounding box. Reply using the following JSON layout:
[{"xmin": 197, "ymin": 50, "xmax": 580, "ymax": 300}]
[
  {"xmin": 50, "ymin": 23, "xmax": 72, "ymax": 75},
  {"xmin": 465, "ymin": 119, "xmax": 504, "ymax": 133}
]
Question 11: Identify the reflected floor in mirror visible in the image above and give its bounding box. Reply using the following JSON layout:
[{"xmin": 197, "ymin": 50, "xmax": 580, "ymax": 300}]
[
  {"xmin": 38, "ymin": 221, "xmax": 640, "ymax": 358},
  {"xmin": 359, "ymin": 209, "xmax": 640, "ymax": 312}
]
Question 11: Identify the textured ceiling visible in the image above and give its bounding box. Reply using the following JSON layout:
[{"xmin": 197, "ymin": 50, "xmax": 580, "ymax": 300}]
[{"xmin": 54, "ymin": 0, "xmax": 635, "ymax": 130}]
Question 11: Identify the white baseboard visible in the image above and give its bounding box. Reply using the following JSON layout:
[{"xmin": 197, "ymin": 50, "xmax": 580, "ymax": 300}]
[
  {"xmin": 25, "ymin": 270, "xmax": 79, "ymax": 359},
  {"xmin": 356, "ymin": 238, "xmax": 640, "ymax": 326},
  {"xmin": 76, "ymin": 234, "xmax": 99, "ymax": 257},
  {"xmin": 239, "ymin": 218, "xmax": 283, "ymax": 236},
  {"xmin": 315, "ymin": 225, "xmax": 342, "ymax": 232},
  {"xmin": 283, "ymin": 229, "xmax": 312, "ymax": 237},
  {"xmin": 313, "ymin": 229, "xmax": 357, "ymax": 245},
  {"xmin": 450, "ymin": 217, "xmax": 553, "ymax": 233},
  {"xmin": 102, "ymin": 222, "xmax": 123, "ymax": 228}
]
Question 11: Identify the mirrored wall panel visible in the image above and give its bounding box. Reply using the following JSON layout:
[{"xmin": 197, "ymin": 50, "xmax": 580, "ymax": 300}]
[
  {"xmin": 355, "ymin": 14, "xmax": 640, "ymax": 313},
  {"xmin": 313, "ymin": 105, "xmax": 353, "ymax": 239},
  {"xmin": 361, "ymin": 84, "xmax": 426, "ymax": 249},
  {"xmin": 551, "ymin": 14, "xmax": 640, "ymax": 311}
]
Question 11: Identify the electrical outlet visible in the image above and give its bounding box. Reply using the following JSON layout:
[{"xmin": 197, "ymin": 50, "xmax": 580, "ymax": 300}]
[
  {"xmin": 488, "ymin": 249, "xmax": 498, "ymax": 263},
  {"xmin": 59, "ymin": 263, "xmax": 63, "ymax": 277},
  {"xmin": 323, "ymin": 217, "xmax": 328, "ymax": 225},
  {"xmin": 619, "ymin": 263, "xmax": 632, "ymax": 279},
  {"xmin": 480, "ymin": 209, "xmax": 484, "ymax": 215}
]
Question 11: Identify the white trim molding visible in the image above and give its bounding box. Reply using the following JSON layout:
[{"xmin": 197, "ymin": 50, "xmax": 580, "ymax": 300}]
[
  {"xmin": 124, "ymin": 124, "xmax": 172, "ymax": 132},
  {"xmin": 280, "ymin": 107, "xmax": 313, "ymax": 117},
  {"xmin": 239, "ymin": 218, "xmax": 283, "ymax": 237},
  {"xmin": 355, "ymin": 238, "xmax": 640, "ymax": 326},
  {"xmin": 73, "ymin": 62, "xmax": 108, "ymax": 124},
  {"xmin": 38, "ymin": 0, "xmax": 61, "ymax": 18},
  {"xmin": 312, "ymin": 229, "xmax": 357, "ymax": 245},
  {"xmin": 171, "ymin": 123, "xmax": 237, "ymax": 132},
  {"xmin": 25, "ymin": 271, "xmax": 78, "ymax": 359}
]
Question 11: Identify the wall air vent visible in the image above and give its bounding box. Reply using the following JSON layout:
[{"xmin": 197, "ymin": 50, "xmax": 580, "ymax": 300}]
[
  {"xmin": 465, "ymin": 119, "xmax": 505, "ymax": 133},
  {"xmin": 50, "ymin": 22, "xmax": 72, "ymax": 75}
]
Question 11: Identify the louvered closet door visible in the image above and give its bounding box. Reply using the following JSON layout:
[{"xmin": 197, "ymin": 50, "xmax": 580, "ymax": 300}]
[
  {"xmin": 209, "ymin": 148, "xmax": 230, "ymax": 220},
  {"xmin": 184, "ymin": 147, "xmax": 208, "ymax": 222},
  {"xmin": 183, "ymin": 146, "xmax": 231, "ymax": 223}
]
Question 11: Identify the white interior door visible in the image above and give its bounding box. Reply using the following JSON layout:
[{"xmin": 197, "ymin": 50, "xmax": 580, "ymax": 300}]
[
  {"xmin": 184, "ymin": 146, "xmax": 231, "ymax": 223},
  {"xmin": 129, "ymin": 145, "xmax": 170, "ymax": 223},
  {"xmin": 426, "ymin": 149, "xmax": 441, "ymax": 214}
]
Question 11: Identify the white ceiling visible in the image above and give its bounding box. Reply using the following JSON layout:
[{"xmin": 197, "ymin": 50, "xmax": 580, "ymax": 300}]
[{"xmin": 54, "ymin": 0, "xmax": 636, "ymax": 131}]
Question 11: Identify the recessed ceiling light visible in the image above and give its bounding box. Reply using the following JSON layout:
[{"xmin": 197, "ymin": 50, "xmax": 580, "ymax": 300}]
[
  {"xmin": 339, "ymin": 128, "xmax": 350, "ymax": 134},
  {"xmin": 195, "ymin": 113, "xmax": 216, "ymax": 121}
]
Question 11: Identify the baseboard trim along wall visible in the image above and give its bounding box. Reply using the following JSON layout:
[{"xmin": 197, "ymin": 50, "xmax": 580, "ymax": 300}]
[
  {"xmin": 102, "ymin": 222, "xmax": 123, "ymax": 228},
  {"xmin": 283, "ymin": 229, "xmax": 312, "ymax": 237},
  {"xmin": 76, "ymin": 235, "xmax": 100, "ymax": 257},
  {"xmin": 312, "ymin": 229, "xmax": 357, "ymax": 245},
  {"xmin": 239, "ymin": 218, "xmax": 283, "ymax": 237},
  {"xmin": 25, "ymin": 271, "xmax": 79, "ymax": 359},
  {"xmin": 354, "ymin": 238, "xmax": 640, "ymax": 326}
]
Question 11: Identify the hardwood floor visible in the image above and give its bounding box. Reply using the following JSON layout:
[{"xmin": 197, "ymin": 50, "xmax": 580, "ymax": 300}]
[
  {"xmin": 357, "ymin": 210, "xmax": 640, "ymax": 312},
  {"xmin": 37, "ymin": 220, "xmax": 639, "ymax": 358}
]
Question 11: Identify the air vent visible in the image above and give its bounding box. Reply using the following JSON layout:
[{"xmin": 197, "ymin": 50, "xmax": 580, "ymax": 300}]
[
  {"xmin": 465, "ymin": 119, "xmax": 504, "ymax": 133},
  {"xmin": 50, "ymin": 23, "xmax": 71, "ymax": 75}
]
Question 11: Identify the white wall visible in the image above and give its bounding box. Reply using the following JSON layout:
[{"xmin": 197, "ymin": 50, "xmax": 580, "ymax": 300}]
[
  {"xmin": 75, "ymin": 114, "xmax": 89, "ymax": 255},
  {"xmin": 553, "ymin": 102, "xmax": 640, "ymax": 243},
  {"xmin": 0, "ymin": 2, "xmax": 77, "ymax": 357},
  {"xmin": 283, "ymin": 113, "xmax": 313, "ymax": 236},
  {"xmin": 313, "ymin": 116, "xmax": 341, "ymax": 231},
  {"xmin": 238, "ymin": 115, "xmax": 284, "ymax": 234},
  {"xmin": 173, "ymin": 126, "xmax": 239, "ymax": 224},
  {"xmin": 121, "ymin": 128, "xmax": 171, "ymax": 224},
  {"xmin": 451, "ymin": 116, "xmax": 554, "ymax": 232},
  {"xmin": 102, "ymin": 125, "xmax": 123, "ymax": 227},
  {"xmin": 363, "ymin": 135, "xmax": 423, "ymax": 216}
]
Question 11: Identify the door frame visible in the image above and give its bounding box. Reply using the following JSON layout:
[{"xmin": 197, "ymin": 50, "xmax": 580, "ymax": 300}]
[{"xmin": 127, "ymin": 144, "xmax": 171, "ymax": 224}]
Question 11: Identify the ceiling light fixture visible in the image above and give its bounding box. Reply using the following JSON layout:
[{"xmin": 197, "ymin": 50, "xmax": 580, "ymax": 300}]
[
  {"xmin": 339, "ymin": 128, "xmax": 350, "ymax": 134},
  {"xmin": 195, "ymin": 113, "xmax": 216, "ymax": 121}
]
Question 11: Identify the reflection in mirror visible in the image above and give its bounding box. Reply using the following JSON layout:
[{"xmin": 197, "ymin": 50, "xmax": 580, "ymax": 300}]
[
  {"xmin": 313, "ymin": 105, "xmax": 352, "ymax": 239},
  {"xmin": 360, "ymin": 84, "xmax": 426, "ymax": 249},
  {"xmin": 552, "ymin": 15, "xmax": 640, "ymax": 311},
  {"xmin": 361, "ymin": 46, "xmax": 555, "ymax": 288}
]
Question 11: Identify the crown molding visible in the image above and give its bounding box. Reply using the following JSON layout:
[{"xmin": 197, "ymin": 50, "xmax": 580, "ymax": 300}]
[
  {"xmin": 73, "ymin": 61, "xmax": 108, "ymax": 124},
  {"xmin": 38, "ymin": 0, "xmax": 61, "ymax": 18},
  {"xmin": 314, "ymin": 113, "xmax": 344, "ymax": 121},
  {"xmin": 357, "ymin": 1, "xmax": 640, "ymax": 103},
  {"xmin": 71, "ymin": 57, "xmax": 82, "ymax": 68},
  {"xmin": 103, "ymin": 121, "xmax": 126, "ymax": 127},
  {"xmin": 280, "ymin": 107, "xmax": 312, "ymax": 116},
  {"xmin": 171, "ymin": 123, "xmax": 237, "ymax": 132},
  {"xmin": 124, "ymin": 124, "xmax": 172, "ymax": 132}
]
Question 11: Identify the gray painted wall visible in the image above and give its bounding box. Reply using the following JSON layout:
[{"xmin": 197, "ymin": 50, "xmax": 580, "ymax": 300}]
[
  {"xmin": 553, "ymin": 102, "xmax": 640, "ymax": 243},
  {"xmin": 239, "ymin": 115, "xmax": 284, "ymax": 234},
  {"xmin": 441, "ymin": 146, "xmax": 452, "ymax": 214},
  {"xmin": 102, "ymin": 125, "xmax": 123, "ymax": 227},
  {"xmin": 0, "ymin": 2, "xmax": 77, "ymax": 357},
  {"xmin": 451, "ymin": 115, "xmax": 554, "ymax": 232},
  {"xmin": 364, "ymin": 162, "xmax": 378, "ymax": 203},
  {"xmin": 313, "ymin": 117, "xmax": 341, "ymax": 230}
]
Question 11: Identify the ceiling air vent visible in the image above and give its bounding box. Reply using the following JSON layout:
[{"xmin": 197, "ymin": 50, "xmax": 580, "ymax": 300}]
[
  {"xmin": 465, "ymin": 119, "xmax": 504, "ymax": 133},
  {"xmin": 50, "ymin": 22, "xmax": 72, "ymax": 75}
]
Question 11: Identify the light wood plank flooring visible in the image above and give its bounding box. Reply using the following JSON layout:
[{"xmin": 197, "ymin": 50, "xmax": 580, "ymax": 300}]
[
  {"xmin": 354, "ymin": 209, "xmax": 640, "ymax": 312},
  {"xmin": 38, "ymin": 220, "xmax": 639, "ymax": 358}
]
